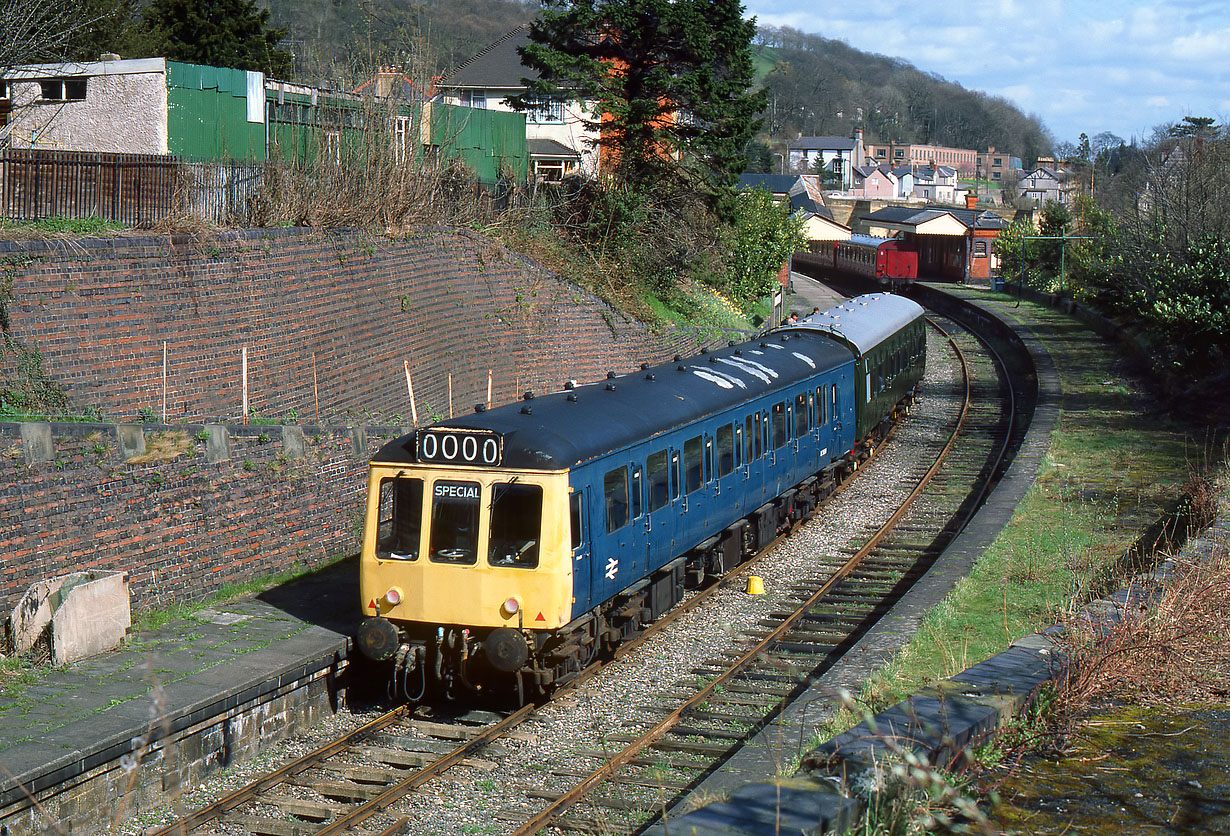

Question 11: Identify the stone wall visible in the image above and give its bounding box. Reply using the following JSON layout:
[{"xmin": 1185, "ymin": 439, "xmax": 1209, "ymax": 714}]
[{"xmin": 0, "ymin": 228, "xmax": 725, "ymax": 614}]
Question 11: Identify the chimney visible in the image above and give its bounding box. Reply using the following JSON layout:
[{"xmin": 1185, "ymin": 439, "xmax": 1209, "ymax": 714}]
[{"xmin": 964, "ymin": 193, "xmax": 978, "ymax": 210}]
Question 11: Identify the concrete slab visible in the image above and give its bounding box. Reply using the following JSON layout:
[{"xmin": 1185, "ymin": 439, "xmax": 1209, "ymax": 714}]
[{"xmin": 50, "ymin": 572, "xmax": 130, "ymax": 665}]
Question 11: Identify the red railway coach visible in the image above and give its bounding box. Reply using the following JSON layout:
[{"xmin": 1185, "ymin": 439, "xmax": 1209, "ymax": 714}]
[{"xmin": 811, "ymin": 234, "xmax": 919, "ymax": 283}]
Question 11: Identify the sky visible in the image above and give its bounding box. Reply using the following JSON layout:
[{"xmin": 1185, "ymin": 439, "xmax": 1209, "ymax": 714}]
[{"xmin": 741, "ymin": 0, "xmax": 1230, "ymax": 146}]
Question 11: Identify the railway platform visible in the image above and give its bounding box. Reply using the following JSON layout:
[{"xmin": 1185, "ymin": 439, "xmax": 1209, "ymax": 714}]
[{"xmin": 0, "ymin": 558, "xmax": 360, "ymax": 835}]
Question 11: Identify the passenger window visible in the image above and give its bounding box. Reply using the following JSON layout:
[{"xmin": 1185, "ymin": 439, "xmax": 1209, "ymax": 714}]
[
  {"xmin": 631, "ymin": 466, "xmax": 643, "ymax": 520},
  {"xmin": 795, "ymin": 393, "xmax": 809, "ymax": 436},
  {"xmin": 704, "ymin": 438, "xmax": 713, "ymax": 483},
  {"xmin": 377, "ymin": 477, "xmax": 423, "ymax": 561},
  {"xmin": 817, "ymin": 386, "xmax": 825, "ymax": 425},
  {"xmin": 772, "ymin": 402, "xmax": 787, "ymax": 448},
  {"xmin": 488, "ymin": 482, "xmax": 542, "ymax": 568},
  {"xmin": 735, "ymin": 425, "xmax": 744, "ymax": 467},
  {"xmin": 753, "ymin": 412, "xmax": 763, "ymax": 459},
  {"xmin": 570, "ymin": 491, "xmax": 583, "ymax": 550},
  {"xmin": 717, "ymin": 424, "xmax": 734, "ymax": 477},
  {"xmin": 429, "ymin": 480, "xmax": 480, "ymax": 564},
  {"xmin": 647, "ymin": 449, "xmax": 669, "ymax": 511},
  {"xmin": 671, "ymin": 451, "xmax": 680, "ymax": 499},
  {"xmin": 604, "ymin": 467, "xmax": 629, "ymax": 533},
  {"xmin": 684, "ymin": 435, "xmax": 703, "ymax": 493},
  {"xmin": 744, "ymin": 415, "xmax": 754, "ymax": 461}
]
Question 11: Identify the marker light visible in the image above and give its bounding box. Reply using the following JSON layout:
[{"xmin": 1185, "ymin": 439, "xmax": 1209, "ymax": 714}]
[
  {"xmin": 384, "ymin": 587, "xmax": 403, "ymax": 606},
  {"xmin": 502, "ymin": 598, "xmax": 520, "ymax": 616}
]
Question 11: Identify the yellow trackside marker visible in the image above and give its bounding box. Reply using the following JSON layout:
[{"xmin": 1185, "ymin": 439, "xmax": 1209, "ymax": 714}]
[{"xmin": 746, "ymin": 576, "xmax": 765, "ymax": 595}]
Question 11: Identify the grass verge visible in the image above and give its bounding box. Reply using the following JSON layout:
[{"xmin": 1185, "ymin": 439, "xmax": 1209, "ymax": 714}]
[{"xmin": 815, "ymin": 290, "xmax": 1220, "ymax": 741}]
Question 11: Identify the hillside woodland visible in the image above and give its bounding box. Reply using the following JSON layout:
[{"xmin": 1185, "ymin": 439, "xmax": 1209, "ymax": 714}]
[{"xmin": 251, "ymin": 0, "xmax": 1052, "ymax": 169}]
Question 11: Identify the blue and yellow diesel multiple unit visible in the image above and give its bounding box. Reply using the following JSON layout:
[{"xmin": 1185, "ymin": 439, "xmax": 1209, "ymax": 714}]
[{"xmin": 357, "ymin": 294, "xmax": 926, "ymax": 701}]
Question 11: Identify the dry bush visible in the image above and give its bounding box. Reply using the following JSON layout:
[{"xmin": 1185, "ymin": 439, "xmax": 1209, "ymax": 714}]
[
  {"xmin": 1057, "ymin": 538, "xmax": 1230, "ymax": 711},
  {"xmin": 246, "ymin": 96, "xmax": 500, "ymax": 232}
]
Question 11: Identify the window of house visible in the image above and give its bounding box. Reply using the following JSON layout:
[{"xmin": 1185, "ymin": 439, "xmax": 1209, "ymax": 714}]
[
  {"xmin": 459, "ymin": 90, "xmax": 486, "ymax": 109},
  {"xmin": 974, "ymin": 241, "xmax": 988, "ymax": 257},
  {"xmin": 992, "ymin": 172, "xmax": 1001, "ymax": 180},
  {"xmin": 993, "ymin": 157, "xmax": 1002, "ymax": 166},
  {"xmin": 393, "ymin": 115, "xmax": 409, "ymax": 163},
  {"xmin": 39, "ymin": 78, "xmax": 87, "ymax": 102},
  {"xmin": 525, "ymin": 96, "xmax": 564, "ymax": 123},
  {"xmin": 534, "ymin": 159, "xmax": 567, "ymax": 182}
]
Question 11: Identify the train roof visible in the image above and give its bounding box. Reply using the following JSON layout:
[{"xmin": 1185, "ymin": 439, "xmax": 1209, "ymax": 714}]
[
  {"xmin": 792, "ymin": 293, "xmax": 924, "ymax": 356},
  {"xmin": 846, "ymin": 233, "xmax": 894, "ymax": 247},
  {"xmin": 372, "ymin": 294, "xmax": 921, "ymax": 471}
]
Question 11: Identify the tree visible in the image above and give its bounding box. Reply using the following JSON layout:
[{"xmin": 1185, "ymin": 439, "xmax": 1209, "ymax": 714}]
[
  {"xmin": 0, "ymin": 0, "xmax": 79, "ymax": 72},
  {"xmin": 1168, "ymin": 116, "xmax": 1219, "ymax": 138},
  {"xmin": 723, "ymin": 187, "xmax": 805, "ymax": 304},
  {"xmin": 516, "ymin": 0, "xmax": 765, "ymax": 211},
  {"xmin": 65, "ymin": 0, "xmax": 153, "ymax": 61},
  {"xmin": 142, "ymin": 0, "xmax": 293, "ymax": 76}
]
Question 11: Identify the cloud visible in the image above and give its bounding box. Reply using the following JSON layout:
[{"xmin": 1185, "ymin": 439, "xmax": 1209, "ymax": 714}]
[{"xmin": 743, "ymin": 0, "xmax": 1226, "ymax": 144}]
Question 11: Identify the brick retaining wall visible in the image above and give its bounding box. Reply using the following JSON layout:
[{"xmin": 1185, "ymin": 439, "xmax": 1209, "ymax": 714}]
[
  {"xmin": 0, "ymin": 227, "xmax": 717, "ymax": 424},
  {"xmin": 0, "ymin": 228, "xmax": 727, "ymax": 614}
]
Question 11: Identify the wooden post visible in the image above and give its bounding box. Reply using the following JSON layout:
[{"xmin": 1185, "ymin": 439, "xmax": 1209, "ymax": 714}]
[{"xmin": 404, "ymin": 361, "xmax": 418, "ymax": 426}]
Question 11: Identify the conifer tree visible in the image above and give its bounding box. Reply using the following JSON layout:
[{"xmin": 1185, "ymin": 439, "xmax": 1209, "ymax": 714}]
[
  {"xmin": 516, "ymin": 0, "xmax": 765, "ymax": 212},
  {"xmin": 142, "ymin": 0, "xmax": 293, "ymax": 76}
]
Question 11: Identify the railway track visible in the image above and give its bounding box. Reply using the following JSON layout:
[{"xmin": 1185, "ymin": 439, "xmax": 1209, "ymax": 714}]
[
  {"xmin": 147, "ymin": 311, "xmax": 1019, "ymax": 836},
  {"xmin": 502, "ymin": 312, "xmax": 1015, "ymax": 836}
]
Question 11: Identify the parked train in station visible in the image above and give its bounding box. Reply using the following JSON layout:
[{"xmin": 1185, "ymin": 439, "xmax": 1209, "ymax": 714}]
[
  {"xmin": 356, "ymin": 294, "xmax": 927, "ymax": 703},
  {"xmin": 808, "ymin": 234, "xmax": 919, "ymax": 283}
]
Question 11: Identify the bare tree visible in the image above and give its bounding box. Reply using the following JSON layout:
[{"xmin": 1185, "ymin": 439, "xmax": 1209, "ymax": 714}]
[{"xmin": 0, "ymin": 0, "xmax": 78, "ymax": 73}]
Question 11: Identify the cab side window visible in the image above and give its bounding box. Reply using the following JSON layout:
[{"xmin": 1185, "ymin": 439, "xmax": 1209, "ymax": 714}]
[
  {"xmin": 488, "ymin": 482, "xmax": 542, "ymax": 568},
  {"xmin": 377, "ymin": 477, "xmax": 423, "ymax": 561}
]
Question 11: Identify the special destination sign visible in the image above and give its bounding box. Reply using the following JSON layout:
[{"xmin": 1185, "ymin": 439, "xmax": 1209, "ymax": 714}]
[{"xmin": 416, "ymin": 427, "xmax": 503, "ymax": 466}]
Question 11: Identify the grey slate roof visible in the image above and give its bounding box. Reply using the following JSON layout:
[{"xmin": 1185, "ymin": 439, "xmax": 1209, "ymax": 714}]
[
  {"xmin": 790, "ymin": 194, "xmax": 830, "ymax": 216},
  {"xmin": 737, "ymin": 174, "xmax": 802, "ymax": 194},
  {"xmin": 438, "ymin": 26, "xmax": 537, "ymax": 90},
  {"xmin": 862, "ymin": 205, "xmax": 1008, "ymax": 231},
  {"xmin": 527, "ymin": 138, "xmax": 580, "ymax": 158}
]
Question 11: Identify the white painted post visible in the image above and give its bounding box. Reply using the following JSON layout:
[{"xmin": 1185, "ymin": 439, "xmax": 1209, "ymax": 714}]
[
  {"xmin": 404, "ymin": 361, "xmax": 418, "ymax": 426},
  {"xmin": 312, "ymin": 352, "xmax": 320, "ymax": 425},
  {"xmin": 487, "ymin": 369, "xmax": 492, "ymax": 409},
  {"xmin": 242, "ymin": 346, "xmax": 248, "ymax": 424},
  {"xmin": 448, "ymin": 373, "xmax": 453, "ymax": 419},
  {"xmin": 162, "ymin": 341, "xmax": 167, "ymax": 423}
]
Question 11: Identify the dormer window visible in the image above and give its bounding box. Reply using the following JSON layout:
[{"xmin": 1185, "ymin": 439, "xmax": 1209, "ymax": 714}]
[{"xmin": 39, "ymin": 78, "xmax": 87, "ymax": 102}]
